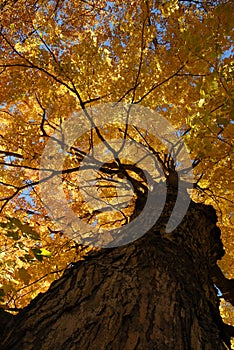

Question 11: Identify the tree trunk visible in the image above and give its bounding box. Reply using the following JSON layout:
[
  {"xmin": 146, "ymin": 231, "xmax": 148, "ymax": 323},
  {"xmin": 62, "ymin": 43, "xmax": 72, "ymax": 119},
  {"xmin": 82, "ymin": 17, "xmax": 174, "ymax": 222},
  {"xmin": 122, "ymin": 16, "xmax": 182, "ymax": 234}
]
[{"xmin": 0, "ymin": 200, "xmax": 231, "ymax": 350}]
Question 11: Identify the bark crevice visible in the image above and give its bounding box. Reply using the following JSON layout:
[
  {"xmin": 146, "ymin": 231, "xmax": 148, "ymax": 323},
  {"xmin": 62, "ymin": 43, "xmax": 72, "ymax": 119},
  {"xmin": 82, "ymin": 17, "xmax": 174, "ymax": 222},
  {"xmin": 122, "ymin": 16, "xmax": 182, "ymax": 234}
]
[{"xmin": 0, "ymin": 197, "xmax": 232, "ymax": 349}]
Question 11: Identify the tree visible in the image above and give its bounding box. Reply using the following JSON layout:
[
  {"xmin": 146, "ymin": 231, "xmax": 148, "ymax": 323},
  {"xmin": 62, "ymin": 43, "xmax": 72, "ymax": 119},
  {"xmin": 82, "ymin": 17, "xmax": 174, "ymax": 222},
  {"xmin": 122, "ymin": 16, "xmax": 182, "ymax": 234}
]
[{"xmin": 0, "ymin": 0, "xmax": 233, "ymax": 349}]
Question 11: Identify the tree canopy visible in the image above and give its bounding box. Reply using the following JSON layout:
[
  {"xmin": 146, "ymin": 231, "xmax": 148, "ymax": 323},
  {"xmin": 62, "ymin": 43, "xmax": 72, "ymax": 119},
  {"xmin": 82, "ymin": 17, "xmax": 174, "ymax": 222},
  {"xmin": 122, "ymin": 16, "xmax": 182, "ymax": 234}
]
[{"xmin": 0, "ymin": 0, "xmax": 233, "ymax": 340}]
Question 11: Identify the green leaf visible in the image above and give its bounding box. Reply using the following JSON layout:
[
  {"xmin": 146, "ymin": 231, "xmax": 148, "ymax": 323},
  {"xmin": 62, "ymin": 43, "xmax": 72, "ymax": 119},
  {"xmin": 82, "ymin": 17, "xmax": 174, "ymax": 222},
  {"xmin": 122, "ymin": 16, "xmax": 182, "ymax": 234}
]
[
  {"xmin": 0, "ymin": 221, "xmax": 14, "ymax": 229},
  {"xmin": 3, "ymin": 284, "xmax": 14, "ymax": 294},
  {"xmin": 39, "ymin": 248, "xmax": 52, "ymax": 258},
  {"xmin": 18, "ymin": 267, "xmax": 31, "ymax": 285},
  {"xmin": 32, "ymin": 247, "xmax": 51, "ymax": 260},
  {"xmin": 6, "ymin": 230, "xmax": 20, "ymax": 241},
  {"xmin": 23, "ymin": 254, "xmax": 35, "ymax": 263},
  {"xmin": 0, "ymin": 289, "xmax": 5, "ymax": 297},
  {"xmin": 32, "ymin": 248, "xmax": 43, "ymax": 262},
  {"xmin": 9, "ymin": 218, "xmax": 40, "ymax": 241},
  {"xmin": 0, "ymin": 222, "xmax": 9, "ymax": 228}
]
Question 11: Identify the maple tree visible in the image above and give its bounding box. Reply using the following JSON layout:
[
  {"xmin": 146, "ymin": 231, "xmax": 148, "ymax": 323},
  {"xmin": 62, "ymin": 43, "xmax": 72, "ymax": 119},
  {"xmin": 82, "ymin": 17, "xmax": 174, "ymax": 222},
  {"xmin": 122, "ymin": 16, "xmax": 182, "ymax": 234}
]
[{"xmin": 0, "ymin": 0, "xmax": 233, "ymax": 348}]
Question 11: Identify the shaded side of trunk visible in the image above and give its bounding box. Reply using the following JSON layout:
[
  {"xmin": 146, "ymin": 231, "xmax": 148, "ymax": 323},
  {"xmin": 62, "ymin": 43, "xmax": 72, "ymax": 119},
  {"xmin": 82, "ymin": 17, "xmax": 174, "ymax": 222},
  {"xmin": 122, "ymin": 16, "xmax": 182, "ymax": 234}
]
[{"xmin": 0, "ymin": 201, "xmax": 229, "ymax": 350}]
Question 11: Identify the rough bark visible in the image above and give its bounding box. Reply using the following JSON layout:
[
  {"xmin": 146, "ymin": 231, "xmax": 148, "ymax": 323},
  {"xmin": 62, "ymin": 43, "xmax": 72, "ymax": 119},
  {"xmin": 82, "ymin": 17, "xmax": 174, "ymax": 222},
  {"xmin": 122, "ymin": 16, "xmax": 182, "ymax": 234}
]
[{"xmin": 0, "ymin": 197, "xmax": 232, "ymax": 350}]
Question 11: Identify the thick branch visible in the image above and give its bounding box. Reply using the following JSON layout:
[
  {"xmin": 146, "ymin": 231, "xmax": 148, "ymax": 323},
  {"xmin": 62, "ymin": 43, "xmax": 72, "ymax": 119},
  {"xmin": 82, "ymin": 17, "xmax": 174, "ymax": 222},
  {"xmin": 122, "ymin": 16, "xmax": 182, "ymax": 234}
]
[{"xmin": 211, "ymin": 264, "xmax": 234, "ymax": 307}]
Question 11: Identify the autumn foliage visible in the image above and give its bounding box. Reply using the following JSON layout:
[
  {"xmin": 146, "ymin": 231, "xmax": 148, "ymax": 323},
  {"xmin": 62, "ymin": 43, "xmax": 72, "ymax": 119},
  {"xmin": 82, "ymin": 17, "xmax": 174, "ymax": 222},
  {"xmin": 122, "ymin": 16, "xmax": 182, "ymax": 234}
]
[{"xmin": 0, "ymin": 0, "xmax": 233, "ymax": 335}]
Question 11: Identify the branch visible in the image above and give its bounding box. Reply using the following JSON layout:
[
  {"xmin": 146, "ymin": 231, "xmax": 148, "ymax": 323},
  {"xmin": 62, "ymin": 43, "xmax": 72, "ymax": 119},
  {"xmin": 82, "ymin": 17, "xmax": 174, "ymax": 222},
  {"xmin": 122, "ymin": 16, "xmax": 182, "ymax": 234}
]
[
  {"xmin": 0, "ymin": 171, "xmax": 56, "ymax": 213},
  {"xmin": 134, "ymin": 65, "xmax": 185, "ymax": 104},
  {"xmin": 116, "ymin": 82, "xmax": 141, "ymax": 103},
  {"xmin": 0, "ymin": 33, "xmax": 104, "ymax": 107},
  {"xmin": 34, "ymin": 94, "xmax": 48, "ymax": 136},
  {"xmin": 131, "ymin": 15, "xmax": 147, "ymax": 103},
  {"xmin": 0, "ymin": 150, "xmax": 23, "ymax": 159},
  {"xmin": 211, "ymin": 264, "xmax": 234, "ymax": 306}
]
